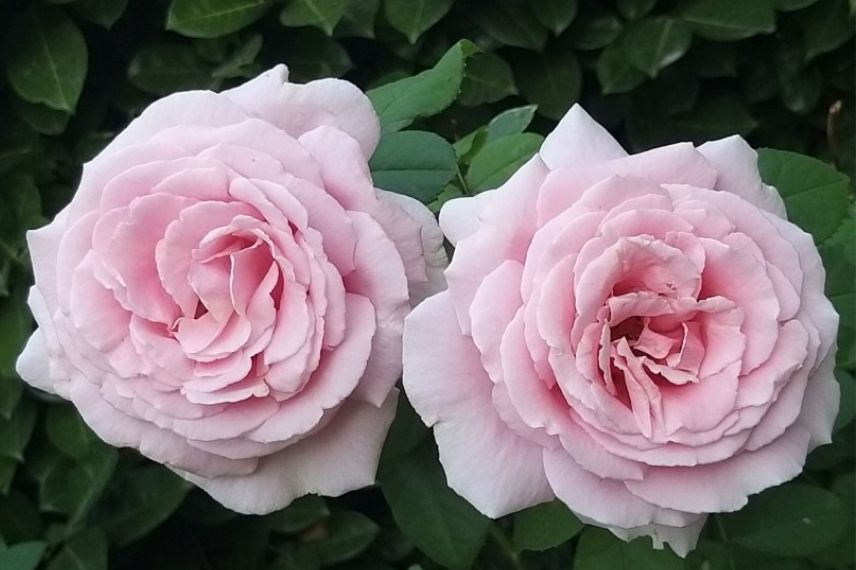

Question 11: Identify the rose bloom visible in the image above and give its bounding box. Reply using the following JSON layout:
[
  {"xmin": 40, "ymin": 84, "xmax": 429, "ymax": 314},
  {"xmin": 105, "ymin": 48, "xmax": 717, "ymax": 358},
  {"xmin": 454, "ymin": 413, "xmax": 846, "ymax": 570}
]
[
  {"xmin": 403, "ymin": 106, "xmax": 838, "ymax": 555},
  {"xmin": 16, "ymin": 66, "xmax": 445, "ymax": 513}
]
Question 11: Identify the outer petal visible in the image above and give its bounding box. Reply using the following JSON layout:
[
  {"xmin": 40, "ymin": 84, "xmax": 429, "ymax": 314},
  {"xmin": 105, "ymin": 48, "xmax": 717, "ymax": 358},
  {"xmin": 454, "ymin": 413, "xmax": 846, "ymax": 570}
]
[
  {"xmin": 179, "ymin": 391, "xmax": 398, "ymax": 514},
  {"xmin": 16, "ymin": 330, "xmax": 54, "ymax": 394},
  {"xmin": 403, "ymin": 293, "xmax": 553, "ymax": 518},
  {"xmin": 607, "ymin": 516, "xmax": 707, "ymax": 558},
  {"xmin": 224, "ymin": 65, "xmax": 381, "ymax": 158},
  {"xmin": 438, "ymin": 193, "xmax": 492, "ymax": 246},
  {"xmin": 539, "ymin": 104, "xmax": 627, "ymax": 170}
]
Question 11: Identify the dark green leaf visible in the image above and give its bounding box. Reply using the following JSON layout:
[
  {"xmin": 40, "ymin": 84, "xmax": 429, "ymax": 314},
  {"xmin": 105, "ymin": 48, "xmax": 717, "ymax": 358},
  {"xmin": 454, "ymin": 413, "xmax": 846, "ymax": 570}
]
[
  {"xmin": 775, "ymin": 0, "xmax": 820, "ymax": 9},
  {"xmin": 575, "ymin": 528, "xmax": 683, "ymax": 570},
  {"xmin": 532, "ymin": 0, "xmax": 578, "ymax": 36},
  {"xmin": 73, "ymin": 0, "xmax": 128, "ymax": 28},
  {"xmin": 5, "ymin": 7, "xmax": 88, "ymax": 112},
  {"xmin": 487, "ymin": 105, "xmax": 538, "ymax": 139},
  {"xmin": 45, "ymin": 405, "xmax": 95, "ymax": 459},
  {"xmin": 300, "ymin": 511, "xmax": 379, "ymax": 565},
  {"xmin": 820, "ymin": 214, "xmax": 855, "ymax": 367},
  {"xmin": 624, "ymin": 18, "xmax": 693, "ymax": 77},
  {"xmin": 0, "ymin": 458, "xmax": 15, "ymax": 494},
  {"xmin": 270, "ymin": 495, "xmax": 330, "ymax": 534},
  {"xmin": 12, "ymin": 97, "xmax": 71, "ymax": 136},
  {"xmin": 367, "ymin": 40, "xmax": 479, "ymax": 133},
  {"xmin": 337, "ymin": 0, "xmax": 379, "ymax": 37},
  {"xmin": 385, "ymin": 0, "xmax": 453, "ymax": 44},
  {"xmin": 513, "ymin": 500, "xmax": 583, "ymax": 551},
  {"xmin": 459, "ymin": 52, "xmax": 517, "ymax": 106},
  {"xmin": 40, "ymin": 441, "xmax": 117, "ymax": 522},
  {"xmin": 211, "ymin": 34, "xmax": 263, "ymax": 79},
  {"xmin": 798, "ymin": 0, "xmax": 854, "ymax": 59},
  {"xmin": 280, "ymin": 0, "xmax": 348, "ymax": 36},
  {"xmin": 596, "ymin": 41, "xmax": 647, "ymax": 95},
  {"xmin": 681, "ymin": 0, "xmax": 776, "ymax": 41},
  {"xmin": 721, "ymin": 483, "xmax": 848, "ymax": 556},
  {"xmin": 128, "ymin": 44, "xmax": 215, "ymax": 95},
  {"xmin": 569, "ymin": 10, "xmax": 623, "ymax": 49},
  {"xmin": 673, "ymin": 96, "xmax": 757, "ymax": 141},
  {"xmin": 283, "ymin": 29, "xmax": 352, "ymax": 81},
  {"xmin": 166, "ymin": 0, "xmax": 270, "ymax": 38},
  {"xmin": 0, "ymin": 377, "xmax": 19, "ymax": 421},
  {"xmin": 0, "ymin": 396, "xmax": 36, "ymax": 461},
  {"xmin": 0, "ymin": 492, "xmax": 42, "ymax": 542},
  {"xmin": 472, "ymin": 5, "xmax": 549, "ymax": 50},
  {"xmin": 466, "ymin": 133, "xmax": 543, "ymax": 192},
  {"xmin": 758, "ymin": 148, "xmax": 851, "ymax": 243},
  {"xmin": 0, "ymin": 541, "xmax": 46, "ymax": 570},
  {"xmin": 834, "ymin": 370, "xmax": 854, "ymax": 430},
  {"xmin": 370, "ymin": 131, "xmax": 458, "ymax": 203},
  {"xmin": 515, "ymin": 51, "xmax": 581, "ymax": 119},
  {"xmin": 379, "ymin": 442, "xmax": 489, "ymax": 569},
  {"xmin": 47, "ymin": 528, "xmax": 107, "ymax": 570},
  {"xmin": 617, "ymin": 0, "xmax": 657, "ymax": 19}
]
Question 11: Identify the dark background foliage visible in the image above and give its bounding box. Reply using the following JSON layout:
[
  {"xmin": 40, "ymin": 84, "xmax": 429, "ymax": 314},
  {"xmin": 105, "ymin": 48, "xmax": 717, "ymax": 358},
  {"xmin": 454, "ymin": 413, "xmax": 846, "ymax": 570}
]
[{"xmin": 0, "ymin": 0, "xmax": 853, "ymax": 569}]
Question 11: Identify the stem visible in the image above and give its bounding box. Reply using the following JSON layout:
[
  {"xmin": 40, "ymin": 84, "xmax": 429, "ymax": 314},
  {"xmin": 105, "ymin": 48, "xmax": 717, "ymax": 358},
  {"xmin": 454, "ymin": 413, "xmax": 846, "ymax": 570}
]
[
  {"xmin": 488, "ymin": 523, "xmax": 526, "ymax": 570},
  {"xmin": 456, "ymin": 169, "xmax": 472, "ymax": 197}
]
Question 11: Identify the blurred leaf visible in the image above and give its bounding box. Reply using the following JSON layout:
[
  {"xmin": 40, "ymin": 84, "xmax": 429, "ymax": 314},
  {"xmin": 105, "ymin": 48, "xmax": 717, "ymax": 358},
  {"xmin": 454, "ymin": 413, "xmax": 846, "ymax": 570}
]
[
  {"xmin": 515, "ymin": 51, "xmax": 582, "ymax": 119},
  {"xmin": 617, "ymin": 0, "xmax": 657, "ymax": 19},
  {"xmin": 532, "ymin": 0, "xmax": 577, "ymax": 36},
  {"xmin": 270, "ymin": 495, "xmax": 330, "ymax": 534},
  {"xmin": 0, "ymin": 492, "xmax": 42, "ymax": 542},
  {"xmin": 45, "ymin": 405, "xmax": 95, "ymax": 459},
  {"xmin": 167, "ymin": 0, "xmax": 270, "ymax": 38},
  {"xmin": 720, "ymin": 483, "xmax": 848, "ymax": 556},
  {"xmin": 575, "ymin": 528, "xmax": 683, "ymax": 570},
  {"xmin": 370, "ymin": 131, "xmax": 458, "ymax": 203},
  {"xmin": 569, "ymin": 9, "xmax": 623, "ymax": 49},
  {"xmin": 385, "ymin": 0, "xmax": 453, "ymax": 44},
  {"xmin": 280, "ymin": 0, "xmax": 348, "ymax": 36},
  {"xmin": 0, "ymin": 458, "xmax": 15, "ymax": 494},
  {"xmin": 0, "ymin": 541, "xmax": 46, "ymax": 570},
  {"xmin": 97, "ymin": 466, "xmax": 188, "ymax": 546},
  {"xmin": 673, "ymin": 96, "xmax": 757, "ymax": 141},
  {"xmin": 472, "ymin": 5, "xmax": 548, "ymax": 50},
  {"xmin": 466, "ymin": 133, "xmax": 543, "ymax": 192},
  {"xmin": 300, "ymin": 511, "xmax": 379, "ymax": 565},
  {"xmin": 47, "ymin": 528, "xmax": 107, "ymax": 570},
  {"xmin": 819, "ymin": 214, "xmax": 855, "ymax": 367},
  {"xmin": 0, "ymin": 396, "xmax": 36, "ymax": 461},
  {"xmin": 367, "ymin": 40, "xmax": 479, "ymax": 133},
  {"xmin": 597, "ymin": 41, "xmax": 647, "ymax": 95},
  {"xmin": 41, "ymin": 441, "xmax": 117, "ymax": 522},
  {"xmin": 775, "ymin": 0, "xmax": 820, "ymax": 9},
  {"xmin": 12, "ymin": 98, "xmax": 71, "ymax": 136},
  {"xmin": 128, "ymin": 44, "xmax": 215, "ymax": 95},
  {"xmin": 834, "ymin": 370, "xmax": 854, "ymax": 430},
  {"xmin": 379, "ymin": 442, "xmax": 489, "ymax": 570},
  {"xmin": 798, "ymin": 0, "xmax": 853, "ymax": 59},
  {"xmin": 284, "ymin": 29, "xmax": 352, "ymax": 80},
  {"xmin": 337, "ymin": 0, "xmax": 379, "ymax": 37},
  {"xmin": 681, "ymin": 0, "xmax": 776, "ymax": 41},
  {"xmin": 459, "ymin": 52, "xmax": 517, "ymax": 106},
  {"xmin": 73, "ymin": 0, "xmax": 128, "ymax": 28},
  {"xmin": 687, "ymin": 40, "xmax": 737, "ymax": 77},
  {"xmin": 624, "ymin": 17, "xmax": 693, "ymax": 77},
  {"xmin": 513, "ymin": 500, "xmax": 583, "ymax": 551},
  {"xmin": 779, "ymin": 64, "xmax": 821, "ymax": 115},
  {"xmin": 487, "ymin": 105, "xmax": 538, "ymax": 139},
  {"xmin": 211, "ymin": 34, "xmax": 263, "ymax": 79},
  {"xmin": 758, "ymin": 148, "xmax": 851, "ymax": 242},
  {"xmin": 0, "ymin": 378, "xmax": 23, "ymax": 421},
  {"xmin": 5, "ymin": 7, "xmax": 88, "ymax": 112}
]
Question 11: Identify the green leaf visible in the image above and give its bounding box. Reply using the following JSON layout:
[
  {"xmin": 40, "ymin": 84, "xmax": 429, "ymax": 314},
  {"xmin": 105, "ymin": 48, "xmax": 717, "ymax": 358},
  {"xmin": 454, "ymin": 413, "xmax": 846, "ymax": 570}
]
[
  {"xmin": 367, "ymin": 40, "xmax": 479, "ymax": 133},
  {"xmin": 41, "ymin": 441, "xmax": 117, "ymax": 522},
  {"xmin": 798, "ymin": 0, "xmax": 854, "ymax": 59},
  {"xmin": 45, "ymin": 405, "xmax": 95, "ymax": 459},
  {"xmin": 472, "ymin": 5, "xmax": 548, "ymax": 50},
  {"xmin": 12, "ymin": 97, "xmax": 71, "ymax": 136},
  {"xmin": 0, "ymin": 541, "xmax": 46, "ymax": 570},
  {"xmin": 47, "ymin": 528, "xmax": 107, "ymax": 570},
  {"xmin": 775, "ymin": 0, "xmax": 820, "ymax": 9},
  {"xmin": 73, "ymin": 0, "xmax": 128, "ymax": 28},
  {"xmin": 270, "ymin": 495, "xmax": 330, "ymax": 534},
  {"xmin": 300, "ymin": 511, "xmax": 379, "ymax": 565},
  {"xmin": 819, "ymin": 214, "xmax": 855, "ymax": 367},
  {"xmin": 211, "ymin": 34, "xmax": 263, "ymax": 79},
  {"xmin": 569, "ymin": 10, "xmax": 623, "ymax": 49},
  {"xmin": 379, "ymin": 442, "xmax": 489, "ymax": 570},
  {"xmin": 834, "ymin": 370, "xmax": 855, "ymax": 430},
  {"xmin": 337, "ymin": 0, "xmax": 379, "ymax": 37},
  {"xmin": 466, "ymin": 134, "xmax": 544, "ymax": 192},
  {"xmin": 596, "ymin": 41, "xmax": 647, "ymax": 95},
  {"xmin": 166, "ymin": 0, "xmax": 270, "ymax": 38},
  {"xmin": 487, "ymin": 105, "xmax": 538, "ymax": 139},
  {"xmin": 720, "ymin": 483, "xmax": 849, "ymax": 556},
  {"xmin": 5, "ymin": 7, "xmax": 88, "ymax": 112},
  {"xmin": 459, "ymin": 52, "xmax": 517, "ymax": 106},
  {"xmin": 617, "ymin": 0, "xmax": 657, "ymax": 19},
  {"xmin": 673, "ymin": 96, "xmax": 757, "ymax": 141},
  {"xmin": 624, "ymin": 18, "xmax": 693, "ymax": 77},
  {"xmin": 128, "ymin": 44, "xmax": 215, "ymax": 95},
  {"xmin": 97, "ymin": 466, "xmax": 188, "ymax": 546},
  {"xmin": 0, "ymin": 397, "xmax": 36, "ymax": 461},
  {"xmin": 757, "ymin": 149, "xmax": 851, "ymax": 243},
  {"xmin": 0, "ymin": 492, "xmax": 42, "ymax": 543},
  {"xmin": 532, "ymin": 0, "xmax": 578, "ymax": 36},
  {"xmin": 370, "ymin": 131, "xmax": 458, "ymax": 203},
  {"xmin": 681, "ymin": 0, "xmax": 776, "ymax": 41},
  {"xmin": 280, "ymin": 0, "xmax": 348, "ymax": 36},
  {"xmin": 575, "ymin": 528, "xmax": 683, "ymax": 570},
  {"xmin": 385, "ymin": 0, "xmax": 453, "ymax": 44},
  {"xmin": 0, "ymin": 458, "xmax": 16, "ymax": 495},
  {"xmin": 512, "ymin": 500, "xmax": 583, "ymax": 551},
  {"xmin": 380, "ymin": 393, "xmax": 430, "ymax": 463},
  {"xmin": 515, "ymin": 51, "xmax": 582, "ymax": 119},
  {"xmin": 282, "ymin": 29, "xmax": 352, "ymax": 81}
]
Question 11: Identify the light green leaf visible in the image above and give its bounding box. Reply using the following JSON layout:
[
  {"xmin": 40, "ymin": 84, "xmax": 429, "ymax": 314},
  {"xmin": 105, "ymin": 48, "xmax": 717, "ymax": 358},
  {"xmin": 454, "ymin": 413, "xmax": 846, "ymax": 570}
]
[
  {"xmin": 5, "ymin": 7, "xmax": 88, "ymax": 112},
  {"xmin": 757, "ymin": 148, "xmax": 851, "ymax": 243},
  {"xmin": 128, "ymin": 44, "xmax": 215, "ymax": 95},
  {"xmin": 73, "ymin": 0, "xmax": 128, "ymax": 28},
  {"xmin": 472, "ymin": 5, "xmax": 548, "ymax": 50},
  {"xmin": 466, "ymin": 133, "xmax": 544, "ymax": 192},
  {"xmin": 367, "ymin": 40, "xmax": 479, "ymax": 133},
  {"xmin": 385, "ymin": 0, "xmax": 453, "ymax": 44},
  {"xmin": 167, "ymin": 0, "xmax": 271, "ymax": 38},
  {"xmin": 459, "ymin": 52, "xmax": 517, "ymax": 106},
  {"xmin": 681, "ymin": 0, "xmax": 776, "ymax": 41},
  {"xmin": 270, "ymin": 495, "xmax": 330, "ymax": 534},
  {"xmin": 596, "ymin": 41, "xmax": 647, "ymax": 94},
  {"xmin": 515, "ymin": 51, "xmax": 582, "ymax": 119},
  {"xmin": 624, "ymin": 17, "xmax": 693, "ymax": 77},
  {"xmin": 0, "ymin": 541, "xmax": 46, "ymax": 570},
  {"xmin": 575, "ymin": 528, "xmax": 683, "ymax": 570},
  {"xmin": 513, "ymin": 500, "xmax": 583, "ymax": 551},
  {"xmin": 299, "ymin": 511, "xmax": 379, "ymax": 565},
  {"xmin": 798, "ymin": 0, "xmax": 854, "ymax": 59},
  {"xmin": 487, "ymin": 105, "xmax": 538, "ymax": 139},
  {"xmin": 370, "ymin": 131, "xmax": 458, "ymax": 203},
  {"xmin": 721, "ymin": 483, "xmax": 849, "ymax": 556},
  {"xmin": 532, "ymin": 0, "xmax": 577, "ymax": 36},
  {"xmin": 45, "ymin": 405, "xmax": 95, "ymax": 459},
  {"xmin": 280, "ymin": 0, "xmax": 348, "ymax": 35},
  {"xmin": 47, "ymin": 528, "xmax": 107, "ymax": 570}
]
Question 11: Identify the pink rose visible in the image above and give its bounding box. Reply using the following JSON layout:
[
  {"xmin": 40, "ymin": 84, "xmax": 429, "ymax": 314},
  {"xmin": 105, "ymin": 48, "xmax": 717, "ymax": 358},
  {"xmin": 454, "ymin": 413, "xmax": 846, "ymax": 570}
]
[
  {"xmin": 16, "ymin": 66, "xmax": 445, "ymax": 514},
  {"xmin": 403, "ymin": 106, "xmax": 838, "ymax": 555}
]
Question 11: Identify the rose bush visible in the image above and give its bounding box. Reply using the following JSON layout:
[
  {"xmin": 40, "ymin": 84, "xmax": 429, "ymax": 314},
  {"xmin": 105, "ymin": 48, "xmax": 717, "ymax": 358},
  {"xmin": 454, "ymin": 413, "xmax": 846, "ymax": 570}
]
[
  {"xmin": 403, "ymin": 106, "xmax": 839, "ymax": 555},
  {"xmin": 15, "ymin": 65, "xmax": 445, "ymax": 514}
]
